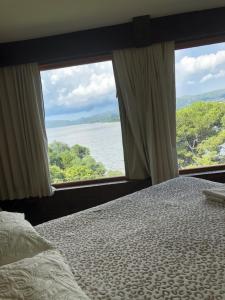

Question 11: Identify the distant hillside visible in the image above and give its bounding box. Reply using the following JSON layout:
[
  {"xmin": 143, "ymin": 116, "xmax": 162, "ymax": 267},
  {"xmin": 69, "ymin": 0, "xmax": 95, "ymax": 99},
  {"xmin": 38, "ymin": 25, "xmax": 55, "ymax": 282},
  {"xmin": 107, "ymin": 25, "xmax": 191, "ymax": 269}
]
[
  {"xmin": 46, "ymin": 89, "xmax": 225, "ymax": 128},
  {"xmin": 177, "ymin": 89, "xmax": 225, "ymax": 109},
  {"xmin": 46, "ymin": 112, "xmax": 120, "ymax": 128}
]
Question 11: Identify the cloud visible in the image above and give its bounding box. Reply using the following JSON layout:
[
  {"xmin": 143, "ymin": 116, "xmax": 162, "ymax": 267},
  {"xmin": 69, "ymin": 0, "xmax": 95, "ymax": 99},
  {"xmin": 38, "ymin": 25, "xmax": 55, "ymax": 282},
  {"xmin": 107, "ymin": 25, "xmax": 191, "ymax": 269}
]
[
  {"xmin": 70, "ymin": 73, "xmax": 114, "ymax": 98},
  {"xmin": 200, "ymin": 70, "xmax": 225, "ymax": 83},
  {"xmin": 176, "ymin": 50, "xmax": 225, "ymax": 75},
  {"xmin": 175, "ymin": 44, "xmax": 225, "ymax": 97},
  {"xmin": 41, "ymin": 61, "xmax": 117, "ymax": 116}
]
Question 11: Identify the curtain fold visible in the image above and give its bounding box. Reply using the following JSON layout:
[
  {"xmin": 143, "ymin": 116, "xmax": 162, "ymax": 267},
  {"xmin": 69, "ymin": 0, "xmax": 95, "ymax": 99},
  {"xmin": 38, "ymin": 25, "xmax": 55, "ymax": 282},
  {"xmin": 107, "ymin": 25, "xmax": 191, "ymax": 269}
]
[
  {"xmin": 0, "ymin": 63, "xmax": 53, "ymax": 200},
  {"xmin": 113, "ymin": 42, "xmax": 178, "ymax": 184}
]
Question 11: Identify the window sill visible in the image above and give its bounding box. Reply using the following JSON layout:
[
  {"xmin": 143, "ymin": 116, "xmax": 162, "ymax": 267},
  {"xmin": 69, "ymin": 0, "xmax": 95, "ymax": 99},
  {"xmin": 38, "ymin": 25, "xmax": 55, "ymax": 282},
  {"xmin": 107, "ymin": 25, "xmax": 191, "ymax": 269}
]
[
  {"xmin": 179, "ymin": 165, "xmax": 225, "ymax": 175},
  {"xmin": 181, "ymin": 169, "xmax": 225, "ymax": 177},
  {"xmin": 55, "ymin": 179, "xmax": 128, "ymax": 191},
  {"xmin": 52, "ymin": 176, "xmax": 133, "ymax": 191},
  {"xmin": 179, "ymin": 166, "xmax": 225, "ymax": 183}
]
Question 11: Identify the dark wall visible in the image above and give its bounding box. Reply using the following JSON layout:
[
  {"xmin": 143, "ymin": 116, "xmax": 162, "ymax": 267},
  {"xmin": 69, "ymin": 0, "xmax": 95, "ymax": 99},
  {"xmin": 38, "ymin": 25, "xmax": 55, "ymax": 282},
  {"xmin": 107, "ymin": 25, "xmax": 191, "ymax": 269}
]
[
  {"xmin": 2, "ymin": 172, "xmax": 225, "ymax": 225},
  {"xmin": 0, "ymin": 7, "xmax": 225, "ymax": 67},
  {"xmin": 185, "ymin": 171, "xmax": 225, "ymax": 183},
  {"xmin": 1, "ymin": 179, "xmax": 151, "ymax": 225}
]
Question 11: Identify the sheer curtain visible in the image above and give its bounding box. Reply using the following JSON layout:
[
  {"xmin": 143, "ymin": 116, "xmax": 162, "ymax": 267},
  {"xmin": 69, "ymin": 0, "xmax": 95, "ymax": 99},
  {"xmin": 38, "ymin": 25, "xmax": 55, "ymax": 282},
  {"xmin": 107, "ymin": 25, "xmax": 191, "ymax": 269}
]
[
  {"xmin": 0, "ymin": 63, "xmax": 53, "ymax": 200},
  {"xmin": 113, "ymin": 42, "xmax": 178, "ymax": 184}
]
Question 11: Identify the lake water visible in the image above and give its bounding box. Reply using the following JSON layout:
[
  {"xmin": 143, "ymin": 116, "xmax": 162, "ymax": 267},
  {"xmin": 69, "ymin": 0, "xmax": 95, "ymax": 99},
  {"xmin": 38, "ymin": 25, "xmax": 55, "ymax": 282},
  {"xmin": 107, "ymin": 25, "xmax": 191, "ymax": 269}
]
[{"xmin": 46, "ymin": 122, "xmax": 125, "ymax": 173}]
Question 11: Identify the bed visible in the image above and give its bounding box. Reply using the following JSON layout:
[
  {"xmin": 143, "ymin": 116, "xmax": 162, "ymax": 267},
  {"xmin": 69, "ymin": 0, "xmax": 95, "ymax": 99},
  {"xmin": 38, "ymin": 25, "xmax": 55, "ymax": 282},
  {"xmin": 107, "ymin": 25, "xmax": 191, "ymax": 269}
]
[{"xmin": 36, "ymin": 177, "xmax": 225, "ymax": 299}]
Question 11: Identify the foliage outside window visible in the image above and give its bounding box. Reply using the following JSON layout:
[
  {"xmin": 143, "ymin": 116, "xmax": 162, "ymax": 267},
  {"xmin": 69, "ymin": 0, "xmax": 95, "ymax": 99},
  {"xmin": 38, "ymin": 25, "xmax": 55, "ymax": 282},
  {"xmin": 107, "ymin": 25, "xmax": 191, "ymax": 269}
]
[
  {"xmin": 176, "ymin": 42, "xmax": 225, "ymax": 170},
  {"xmin": 48, "ymin": 142, "xmax": 122, "ymax": 183}
]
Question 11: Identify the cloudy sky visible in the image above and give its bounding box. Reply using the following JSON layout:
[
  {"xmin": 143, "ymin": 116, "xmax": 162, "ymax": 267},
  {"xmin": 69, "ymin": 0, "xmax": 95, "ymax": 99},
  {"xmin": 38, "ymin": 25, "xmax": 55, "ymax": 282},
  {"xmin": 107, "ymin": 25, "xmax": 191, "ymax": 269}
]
[
  {"xmin": 41, "ymin": 42, "xmax": 225, "ymax": 120},
  {"xmin": 41, "ymin": 60, "xmax": 117, "ymax": 120},
  {"xmin": 176, "ymin": 42, "xmax": 225, "ymax": 97}
]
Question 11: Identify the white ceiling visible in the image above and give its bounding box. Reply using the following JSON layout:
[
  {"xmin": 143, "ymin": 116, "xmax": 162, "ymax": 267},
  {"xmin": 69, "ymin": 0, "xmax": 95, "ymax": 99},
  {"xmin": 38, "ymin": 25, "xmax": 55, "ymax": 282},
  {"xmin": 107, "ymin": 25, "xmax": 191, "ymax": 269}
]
[{"xmin": 0, "ymin": 0, "xmax": 225, "ymax": 43}]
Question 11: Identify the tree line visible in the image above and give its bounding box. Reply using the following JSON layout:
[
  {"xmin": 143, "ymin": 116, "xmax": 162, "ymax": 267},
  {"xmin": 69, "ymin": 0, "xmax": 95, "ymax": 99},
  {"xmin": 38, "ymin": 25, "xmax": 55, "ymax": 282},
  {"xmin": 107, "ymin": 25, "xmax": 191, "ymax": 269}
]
[
  {"xmin": 177, "ymin": 101, "xmax": 225, "ymax": 169},
  {"xmin": 48, "ymin": 142, "xmax": 122, "ymax": 183},
  {"xmin": 49, "ymin": 101, "xmax": 225, "ymax": 183}
]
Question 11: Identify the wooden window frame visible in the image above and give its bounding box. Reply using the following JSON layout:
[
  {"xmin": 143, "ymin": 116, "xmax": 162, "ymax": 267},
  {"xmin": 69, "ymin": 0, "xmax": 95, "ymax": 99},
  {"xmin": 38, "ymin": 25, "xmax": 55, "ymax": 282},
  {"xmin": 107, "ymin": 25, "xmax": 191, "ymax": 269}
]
[
  {"xmin": 175, "ymin": 35, "xmax": 225, "ymax": 176},
  {"xmin": 40, "ymin": 55, "xmax": 127, "ymax": 188},
  {"xmin": 175, "ymin": 35, "xmax": 225, "ymax": 51},
  {"xmin": 41, "ymin": 35, "xmax": 225, "ymax": 187},
  {"xmin": 40, "ymin": 54, "xmax": 112, "ymax": 71},
  {"xmin": 52, "ymin": 176, "xmax": 127, "ymax": 189},
  {"xmin": 179, "ymin": 164, "xmax": 225, "ymax": 175}
]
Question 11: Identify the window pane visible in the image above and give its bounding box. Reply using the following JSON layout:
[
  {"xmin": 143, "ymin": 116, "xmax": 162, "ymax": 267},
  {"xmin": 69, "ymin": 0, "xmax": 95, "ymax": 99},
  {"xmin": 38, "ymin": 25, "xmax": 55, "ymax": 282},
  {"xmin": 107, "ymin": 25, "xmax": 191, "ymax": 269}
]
[
  {"xmin": 176, "ymin": 42, "xmax": 225, "ymax": 170},
  {"xmin": 41, "ymin": 61, "xmax": 125, "ymax": 184}
]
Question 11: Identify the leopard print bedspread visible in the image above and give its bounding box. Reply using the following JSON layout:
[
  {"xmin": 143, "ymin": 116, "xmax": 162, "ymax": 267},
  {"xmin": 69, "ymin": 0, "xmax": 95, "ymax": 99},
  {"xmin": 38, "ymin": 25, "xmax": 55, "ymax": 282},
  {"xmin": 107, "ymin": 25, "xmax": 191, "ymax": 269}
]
[{"xmin": 36, "ymin": 177, "xmax": 225, "ymax": 300}]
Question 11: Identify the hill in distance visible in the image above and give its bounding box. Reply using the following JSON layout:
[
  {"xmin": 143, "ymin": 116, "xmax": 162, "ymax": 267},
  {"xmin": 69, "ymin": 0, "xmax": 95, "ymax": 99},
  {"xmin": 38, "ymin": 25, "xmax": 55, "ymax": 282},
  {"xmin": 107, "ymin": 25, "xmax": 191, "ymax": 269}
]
[
  {"xmin": 46, "ymin": 111, "xmax": 120, "ymax": 128},
  {"xmin": 177, "ymin": 88, "xmax": 225, "ymax": 109},
  {"xmin": 46, "ymin": 89, "xmax": 225, "ymax": 128}
]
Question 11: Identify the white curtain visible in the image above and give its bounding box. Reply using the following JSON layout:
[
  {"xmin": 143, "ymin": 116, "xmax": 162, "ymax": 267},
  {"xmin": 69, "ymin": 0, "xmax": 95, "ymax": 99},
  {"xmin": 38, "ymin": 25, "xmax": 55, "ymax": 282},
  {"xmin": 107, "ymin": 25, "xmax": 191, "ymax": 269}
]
[
  {"xmin": 113, "ymin": 42, "xmax": 178, "ymax": 184},
  {"xmin": 0, "ymin": 63, "xmax": 53, "ymax": 200}
]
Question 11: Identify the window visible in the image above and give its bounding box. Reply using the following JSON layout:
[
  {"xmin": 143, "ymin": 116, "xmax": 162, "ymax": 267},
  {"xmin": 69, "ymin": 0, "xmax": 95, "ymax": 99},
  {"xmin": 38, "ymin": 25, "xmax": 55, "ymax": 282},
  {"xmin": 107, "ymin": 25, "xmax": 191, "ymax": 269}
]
[
  {"xmin": 41, "ymin": 60, "xmax": 125, "ymax": 184},
  {"xmin": 176, "ymin": 42, "xmax": 225, "ymax": 171}
]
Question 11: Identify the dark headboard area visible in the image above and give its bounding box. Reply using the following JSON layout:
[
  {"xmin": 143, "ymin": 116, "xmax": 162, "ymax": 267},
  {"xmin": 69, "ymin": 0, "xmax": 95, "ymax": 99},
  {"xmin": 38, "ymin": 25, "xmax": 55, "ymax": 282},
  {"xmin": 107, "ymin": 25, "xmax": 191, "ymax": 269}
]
[{"xmin": 0, "ymin": 179, "xmax": 150, "ymax": 225}]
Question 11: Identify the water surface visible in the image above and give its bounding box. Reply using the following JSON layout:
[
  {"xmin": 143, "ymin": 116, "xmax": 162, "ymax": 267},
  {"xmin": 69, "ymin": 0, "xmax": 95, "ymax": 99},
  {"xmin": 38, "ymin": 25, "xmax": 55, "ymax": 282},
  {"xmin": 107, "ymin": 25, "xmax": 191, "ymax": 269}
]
[{"xmin": 46, "ymin": 122, "xmax": 125, "ymax": 173}]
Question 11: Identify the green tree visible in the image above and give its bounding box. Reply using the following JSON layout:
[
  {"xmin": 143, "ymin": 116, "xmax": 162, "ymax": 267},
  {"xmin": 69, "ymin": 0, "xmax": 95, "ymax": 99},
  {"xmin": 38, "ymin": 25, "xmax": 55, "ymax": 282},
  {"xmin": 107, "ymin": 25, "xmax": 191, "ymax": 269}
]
[
  {"xmin": 48, "ymin": 141, "xmax": 70, "ymax": 169},
  {"xmin": 176, "ymin": 101, "xmax": 225, "ymax": 169},
  {"xmin": 64, "ymin": 165, "xmax": 96, "ymax": 181},
  {"xmin": 71, "ymin": 144, "xmax": 90, "ymax": 159},
  {"xmin": 107, "ymin": 170, "xmax": 123, "ymax": 177},
  {"xmin": 48, "ymin": 141, "xmax": 122, "ymax": 183},
  {"xmin": 49, "ymin": 165, "xmax": 65, "ymax": 183}
]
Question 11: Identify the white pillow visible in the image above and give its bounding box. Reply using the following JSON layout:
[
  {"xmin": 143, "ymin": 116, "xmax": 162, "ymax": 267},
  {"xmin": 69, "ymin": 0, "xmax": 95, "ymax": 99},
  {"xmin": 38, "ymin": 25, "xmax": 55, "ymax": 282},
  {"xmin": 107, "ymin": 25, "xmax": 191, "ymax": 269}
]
[
  {"xmin": 0, "ymin": 211, "xmax": 54, "ymax": 266},
  {"xmin": 0, "ymin": 249, "xmax": 90, "ymax": 300},
  {"xmin": 0, "ymin": 211, "xmax": 24, "ymax": 222}
]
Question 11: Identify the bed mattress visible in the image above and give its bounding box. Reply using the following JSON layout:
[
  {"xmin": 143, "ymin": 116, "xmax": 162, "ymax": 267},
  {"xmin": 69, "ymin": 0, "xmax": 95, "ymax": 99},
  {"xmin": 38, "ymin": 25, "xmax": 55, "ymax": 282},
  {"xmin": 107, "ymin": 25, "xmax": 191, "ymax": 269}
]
[{"xmin": 36, "ymin": 177, "xmax": 225, "ymax": 300}]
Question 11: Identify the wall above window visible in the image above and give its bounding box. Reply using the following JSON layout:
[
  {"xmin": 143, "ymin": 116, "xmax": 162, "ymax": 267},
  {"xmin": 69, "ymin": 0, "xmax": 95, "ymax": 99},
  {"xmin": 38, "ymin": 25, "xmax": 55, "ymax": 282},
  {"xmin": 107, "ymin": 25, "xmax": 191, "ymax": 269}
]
[
  {"xmin": 0, "ymin": 1, "xmax": 224, "ymax": 43},
  {"xmin": 1, "ymin": 8, "xmax": 225, "ymax": 67}
]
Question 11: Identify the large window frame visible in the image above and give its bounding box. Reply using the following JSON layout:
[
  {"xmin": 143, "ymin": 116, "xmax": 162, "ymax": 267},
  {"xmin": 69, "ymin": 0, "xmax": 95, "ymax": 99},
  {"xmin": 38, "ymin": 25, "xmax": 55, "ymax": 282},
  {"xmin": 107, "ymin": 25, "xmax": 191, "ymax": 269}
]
[
  {"xmin": 175, "ymin": 35, "xmax": 225, "ymax": 176},
  {"xmin": 40, "ymin": 55, "xmax": 127, "ymax": 188},
  {"xmin": 40, "ymin": 35, "xmax": 225, "ymax": 188}
]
